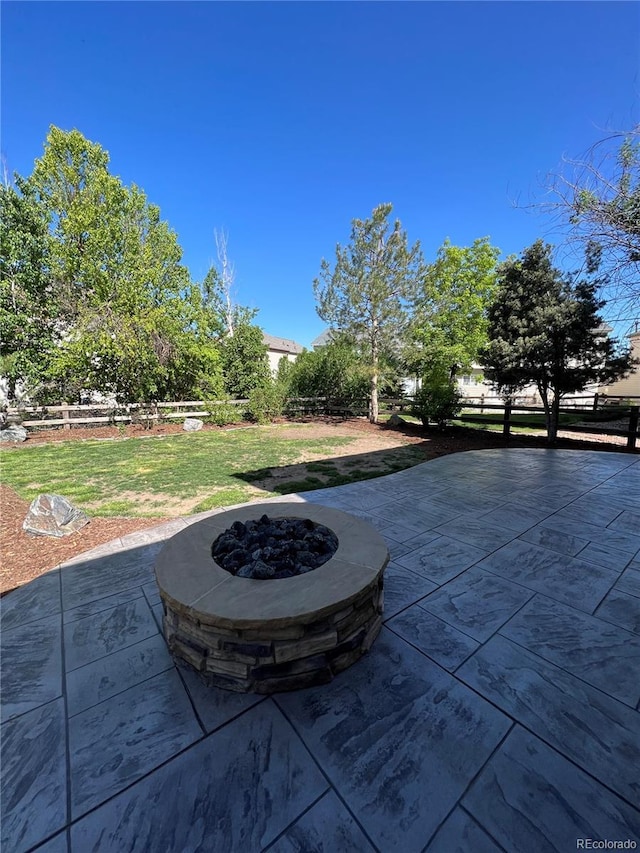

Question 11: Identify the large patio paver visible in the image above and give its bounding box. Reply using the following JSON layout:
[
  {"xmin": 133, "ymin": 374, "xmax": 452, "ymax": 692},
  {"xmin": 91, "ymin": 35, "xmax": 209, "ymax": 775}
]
[
  {"xmin": 418, "ymin": 565, "xmax": 534, "ymax": 642},
  {"xmin": 68, "ymin": 667, "xmax": 202, "ymax": 818},
  {"xmin": 0, "ymin": 570, "xmax": 61, "ymax": 631},
  {"xmin": 394, "ymin": 534, "xmax": 488, "ymax": 583},
  {"xmin": 65, "ymin": 632, "xmax": 174, "ymax": 716},
  {"xmin": 500, "ymin": 594, "xmax": 640, "ymax": 706},
  {"xmin": 387, "ymin": 603, "xmax": 480, "ymax": 670},
  {"xmin": 70, "ymin": 701, "xmax": 329, "ymax": 852},
  {"xmin": 462, "ymin": 726, "xmax": 640, "ymax": 852},
  {"xmin": 276, "ymin": 628, "xmax": 512, "ymax": 853},
  {"xmin": 457, "ymin": 634, "xmax": 640, "ymax": 806},
  {"xmin": 0, "ymin": 614, "xmax": 62, "ymax": 721},
  {"xmin": 63, "ymin": 596, "xmax": 159, "ymax": 672},
  {"xmin": 269, "ymin": 790, "xmax": 377, "ymax": 853},
  {"xmin": 1, "ymin": 448, "xmax": 639, "ymax": 853},
  {"xmin": 475, "ymin": 538, "xmax": 620, "ymax": 613},
  {"xmin": 595, "ymin": 588, "xmax": 640, "ymax": 634},
  {"xmin": 0, "ymin": 698, "xmax": 67, "ymax": 853},
  {"xmin": 424, "ymin": 807, "xmax": 504, "ymax": 853},
  {"xmin": 377, "ymin": 561, "xmax": 438, "ymax": 620}
]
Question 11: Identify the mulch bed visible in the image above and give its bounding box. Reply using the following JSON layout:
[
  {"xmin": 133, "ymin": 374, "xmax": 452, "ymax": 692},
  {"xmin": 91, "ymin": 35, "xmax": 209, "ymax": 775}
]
[{"xmin": 1, "ymin": 417, "xmax": 634, "ymax": 596}]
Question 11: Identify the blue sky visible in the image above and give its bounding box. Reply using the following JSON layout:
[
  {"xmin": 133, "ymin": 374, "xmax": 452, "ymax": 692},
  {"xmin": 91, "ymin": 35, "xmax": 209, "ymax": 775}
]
[{"xmin": 3, "ymin": 2, "xmax": 639, "ymax": 348}]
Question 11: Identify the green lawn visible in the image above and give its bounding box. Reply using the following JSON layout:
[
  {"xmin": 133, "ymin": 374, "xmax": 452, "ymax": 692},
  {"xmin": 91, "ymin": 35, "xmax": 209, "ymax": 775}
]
[
  {"xmin": 455, "ymin": 411, "xmax": 593, "ymax": 433},
  {"xmin": 0, "ymin": 424, "xmax": 425, "ymax": 517}
]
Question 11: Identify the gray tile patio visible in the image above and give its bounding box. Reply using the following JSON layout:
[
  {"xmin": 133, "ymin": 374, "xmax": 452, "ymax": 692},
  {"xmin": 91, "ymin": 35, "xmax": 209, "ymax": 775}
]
[{"xmin": 1, "ymin": 448, "xmax": 639, "ymax": 852}]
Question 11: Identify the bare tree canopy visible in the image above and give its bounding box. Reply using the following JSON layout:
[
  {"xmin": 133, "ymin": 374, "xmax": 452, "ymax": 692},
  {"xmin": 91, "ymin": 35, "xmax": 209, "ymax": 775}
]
[
  {"xmin": 542, "ymin": 125, "xmax": 639, "ymax": 325},
  {"xmin": 214, "ymin": 228, "xmax": 236, "ymax": 337}
]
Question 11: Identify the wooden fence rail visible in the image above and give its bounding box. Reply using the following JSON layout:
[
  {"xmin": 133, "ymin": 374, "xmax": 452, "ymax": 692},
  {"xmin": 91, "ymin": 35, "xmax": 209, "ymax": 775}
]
[
  {"xmin": 5, "ymin": 395, "xmax": 414, "ymax": 428},
  {"xmin": 458, "ymin": 402, "xmax": 639, "ymax": 450},
  {"xmin": 4, "ymin": 400, "xmax": 247, "ymax": 429},
  {"xmin": 5, "ymin": 396, "xmax": 638, "ymax": 449}
]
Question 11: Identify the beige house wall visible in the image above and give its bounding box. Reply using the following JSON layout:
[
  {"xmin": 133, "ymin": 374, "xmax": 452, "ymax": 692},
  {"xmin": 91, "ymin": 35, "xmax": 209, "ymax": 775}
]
[
  {"xmin": 599, "ymin": 332, "xmax": 640, "ymax": 399},
  {"xmin": 266, "ymin": 350, "xmax": 298, "ymax": 374}
]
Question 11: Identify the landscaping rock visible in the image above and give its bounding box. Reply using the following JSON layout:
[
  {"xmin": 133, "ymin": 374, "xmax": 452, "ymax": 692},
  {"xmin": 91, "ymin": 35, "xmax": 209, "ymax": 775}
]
[
  {"xmin": 23, "ymin": 494, "xmax": 90, "ymax": 538},
  {"xmin": 183, "ymin": 418, "xmax": 203, "ymax": 432},
  {"xmin": 386, "ymin": 413, "xmax": 406, "ymax": 428},
  {"xmin": 212, "ymin": 514, "xmax": 339, "ymax": 579},
  {"xmin": 0, "ymin": 425, "xmax": 28, "ymax": 443}
]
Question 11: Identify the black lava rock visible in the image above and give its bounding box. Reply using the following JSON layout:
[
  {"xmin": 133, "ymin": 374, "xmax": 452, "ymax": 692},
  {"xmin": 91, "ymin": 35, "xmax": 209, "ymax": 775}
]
[{"xmin": 211, "ymin": 515, "xmax": 339, "ymax": 580}]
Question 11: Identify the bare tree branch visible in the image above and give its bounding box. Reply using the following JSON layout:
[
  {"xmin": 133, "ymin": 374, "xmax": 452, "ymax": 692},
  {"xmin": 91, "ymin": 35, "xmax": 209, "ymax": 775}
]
[
  {"xmin": 523, "ymin": 125, "xmax": 640, "ymax": 330},
  {"xmin": 214, "ymin": 227, "xmax": 236, "ymax": 337}
]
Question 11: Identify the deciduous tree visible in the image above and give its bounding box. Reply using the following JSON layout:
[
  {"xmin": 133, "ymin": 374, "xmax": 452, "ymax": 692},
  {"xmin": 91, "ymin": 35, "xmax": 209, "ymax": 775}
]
[
  {"xmin": 23, "ymin": 126, "xmax": 222, "ymax": 402},
  {"xmin": 543, "ymin": 126, "xmax": 640, "ymax": 319},
  {"xmin": 408, "ymin": 237, "xmax": 499, "ymax": 381},
  {"xmin": 287, "ymin": 338, "xmax": 369, "ymax": 405},
  {"xmin": 0, "ymin": 178, "xmax": 56, "ymax": 398}
]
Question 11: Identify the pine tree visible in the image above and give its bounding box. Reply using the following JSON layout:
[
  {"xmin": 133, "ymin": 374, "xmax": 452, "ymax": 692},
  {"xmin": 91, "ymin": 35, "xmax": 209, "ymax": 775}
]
[
  {"xmin": 313, "ymin": 203, "xmax": 424, "ymax": 423},
  {"xmin": 481, "ymin": 240, "xmax": 635, "ymax": 443}
]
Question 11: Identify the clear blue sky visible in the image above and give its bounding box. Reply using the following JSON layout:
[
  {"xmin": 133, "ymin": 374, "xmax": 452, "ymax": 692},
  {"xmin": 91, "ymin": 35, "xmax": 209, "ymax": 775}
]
[{"xmin": 3, "ymin": 1, "xmax": 639, "ymax": 348}]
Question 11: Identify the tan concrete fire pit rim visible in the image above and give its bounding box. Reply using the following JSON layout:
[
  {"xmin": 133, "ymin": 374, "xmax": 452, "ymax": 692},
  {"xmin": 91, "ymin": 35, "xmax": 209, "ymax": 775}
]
[{"xmin": 154, "ymin": 502, "xmax": 389, "ymax": 630}]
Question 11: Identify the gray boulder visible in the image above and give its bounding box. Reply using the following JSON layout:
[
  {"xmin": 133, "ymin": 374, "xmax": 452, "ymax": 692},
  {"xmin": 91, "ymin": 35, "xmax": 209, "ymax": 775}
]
[
  {"xmin": 386, "ymin": 413, "xmax": 407, "ymax": 428},
  {"xmin": 23, "ymin": 494, "xmax": 90, "ymax": 538},
  {"xmin": 0, "ymin": 425, "xmax": 27, "ymax": 443},
  {"xmin": 183, "ymin": 418, "xmax": 203, "ymax": 432}
]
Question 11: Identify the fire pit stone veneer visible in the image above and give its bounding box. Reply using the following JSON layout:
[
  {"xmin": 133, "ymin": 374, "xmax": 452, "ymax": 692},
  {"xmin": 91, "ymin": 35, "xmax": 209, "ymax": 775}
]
[{"xmin": 155, "ymin": 502, "xmax": 389, "ymax": 693}]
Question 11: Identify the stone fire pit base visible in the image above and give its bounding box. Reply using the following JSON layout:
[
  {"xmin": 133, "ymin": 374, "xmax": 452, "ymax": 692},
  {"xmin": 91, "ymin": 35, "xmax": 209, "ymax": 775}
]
[{"xmin": 155, "ymin": 502, "xmax": 389, "ymax": 693}]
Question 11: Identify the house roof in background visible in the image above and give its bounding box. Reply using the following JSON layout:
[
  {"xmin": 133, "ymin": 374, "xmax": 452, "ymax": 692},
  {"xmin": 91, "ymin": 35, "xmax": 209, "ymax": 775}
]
[
  {"xmin": 262, "ymin": 333, "xmax": 304, "ymax": 355},
  {"xmin": 311, "ymin": 329, "xmax": 333, "ymax": 348}
]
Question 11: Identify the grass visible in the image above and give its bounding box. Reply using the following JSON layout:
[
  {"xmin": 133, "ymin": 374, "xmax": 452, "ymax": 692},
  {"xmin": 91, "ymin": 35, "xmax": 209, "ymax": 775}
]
[
  {"xmin": 455, "ymin": 411, "xmax": 592, "ymax": 434},
  {"xmin": 0, "ymin": 424, "xmax": 427, "ymax": 517},
  {"xmin": 1, "ymin": 426, "xmax": 354, "ymax": 517}
]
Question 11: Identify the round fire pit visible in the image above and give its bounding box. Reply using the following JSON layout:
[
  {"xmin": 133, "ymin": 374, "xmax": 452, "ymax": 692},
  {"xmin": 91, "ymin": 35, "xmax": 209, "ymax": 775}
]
[{"xmin": 155, "ymin": 502, "xmax": 389, "ymax": 693}]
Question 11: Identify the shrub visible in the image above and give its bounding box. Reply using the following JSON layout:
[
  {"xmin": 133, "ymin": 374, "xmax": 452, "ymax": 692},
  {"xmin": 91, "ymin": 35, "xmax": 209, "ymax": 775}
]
[
  {"xmin": 247, "ymin": 382, "xmax": 286, "ymax": 425},
  {"xmin": 287, "ymin": 342, "xmax": 369, "ymax": 407},
  {"xmin": 205, "ymin": 400, "xmax": 244, "ymax": 426},
  {"xmin": 411, "ymin": 377, "xmax": 462, "ymax": 429},
  {"xmin": 220, "ymin": 323, "xmax": 271, "ymax": 398}
]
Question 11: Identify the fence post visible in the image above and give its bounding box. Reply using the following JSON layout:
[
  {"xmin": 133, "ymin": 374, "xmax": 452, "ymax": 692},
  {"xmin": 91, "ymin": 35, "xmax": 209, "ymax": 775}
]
[
  {"xmin": 480, "ymin": 393, "xmax": 485, "ymax": 414},
  {"xmin": 628, "ymin": 407, "xmax": 638, "ymax": 451},
  {"xmin": 593, "ymin": 393, "xmax": 599, "ymax": 412},
  {"xmin": 503, "ymin": 400, "xmax": 511, "ymax": 438},
  {"xmin": 62, "ymin": 407, "xmax": 70, "ymax": 431}
]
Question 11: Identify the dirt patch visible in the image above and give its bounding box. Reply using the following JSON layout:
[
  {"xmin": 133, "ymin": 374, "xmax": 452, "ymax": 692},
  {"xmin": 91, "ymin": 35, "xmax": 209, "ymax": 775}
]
[
  {"xmin": 81, "ymin": 489, "xmax": 211, "ymax": 518},
  {"xmin": 4, "ymin": 419, "xmax": 256, "ymax": 446},
  {"xmin": 1, "ymin": 416, "xmax": 635, "ymax": 595}
]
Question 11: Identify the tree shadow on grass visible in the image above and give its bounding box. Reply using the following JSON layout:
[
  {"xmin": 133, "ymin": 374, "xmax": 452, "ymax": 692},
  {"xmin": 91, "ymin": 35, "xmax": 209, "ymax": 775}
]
[{"xmin": 232, "ymin": 440, "xmax": 444, "ymax": 496}]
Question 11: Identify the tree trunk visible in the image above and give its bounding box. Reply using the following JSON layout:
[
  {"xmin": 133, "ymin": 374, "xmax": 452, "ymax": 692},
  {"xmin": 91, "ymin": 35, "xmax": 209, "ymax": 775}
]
[
  {"xmin": 369, "ymin": 322, "xmax": 379, "ymax": 424},
  {"xmin": 538, "ymin": 384, "xmax": 554, "ymax": 443},
  {"xmin": 548, "ymin": 394, "xmax": 560, "ymax": 445},
  {"xmin": 370, "ymin": 370, "xmax": 379, "ymax": 423},
  {"xmin": 370, "ymin": 337, "xmax": 379, "ymax": 423}
]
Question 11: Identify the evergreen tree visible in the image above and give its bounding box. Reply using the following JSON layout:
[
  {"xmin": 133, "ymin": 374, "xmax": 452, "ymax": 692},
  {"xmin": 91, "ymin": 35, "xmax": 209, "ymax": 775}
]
[
  {"xmin": 481, "ymin": 240, "xmax": 635, "ymax": 443},
  {"xmin": 314, "ymin": 203, "xmax": 424, "ymax": 422}
]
